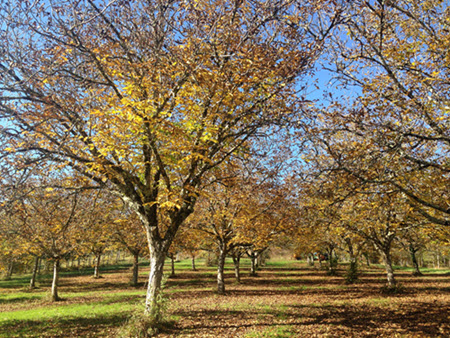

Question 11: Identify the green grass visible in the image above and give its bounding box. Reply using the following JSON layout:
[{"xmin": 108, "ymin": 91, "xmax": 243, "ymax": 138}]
[
  {"xmin": 0, "ymin": 301, "xmax": 136, "ymax": 323},
  {"xmin": 1, "ymin": 258, "xmax": 449, "ymax": 337},
  {"xmin": 0, "ymin": 292, "xmax": 45, "ymax": 304},
  {"xmin": 0, "ymin": 299, "xmax": 139, "ymax": 337},
  {"xmin": 245, "ymin": 326, "xmax": 296, "ymax": 337}
]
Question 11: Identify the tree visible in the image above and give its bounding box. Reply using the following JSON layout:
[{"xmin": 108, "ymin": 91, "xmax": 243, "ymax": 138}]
[
  {"xmin": 321, "ymin": 0, "xmax": 449, "ymax": 227},
  {"xmin": 112, "ymin": 207, "xmax": 148, "ymax": 286},
  {"xmin": 0, "ymin": 0, "xmax": 335, "ymax": 317},
  {"xmin": 7, "ymin": 183, "xmax": 84, "ymax": 301},
  {"xmin": 191, "ymin": 164, "xmax": 291, "ymax": 293},
  {"xmin": 78, "ymin": 190, "xmax": 118, "ymax": 279}
]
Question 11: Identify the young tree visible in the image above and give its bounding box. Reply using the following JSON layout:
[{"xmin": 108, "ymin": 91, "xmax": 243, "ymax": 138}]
[
  {"xmin": 112, "ymin": 209, "xmax": 148, "ymax": 286},
  {"xmin": 0, "ymin": 0, "xmax": 336, "ymax": 317},
  {"xmin": 78, "ymin": 191, "xmax": 118, "ymax": 279},
  {"xmin": 9, "ymin": 185, "xmax": 84, "ymax": 301}
]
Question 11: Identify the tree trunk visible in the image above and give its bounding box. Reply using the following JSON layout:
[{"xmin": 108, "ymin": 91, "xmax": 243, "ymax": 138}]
[
  {"xmin": 170, "ymin": 255, "xmax": 175, "ymax": 277},
  {"xmin": 232, "ymin": 255, "xmax": 241, "ymax": 283},
  {"xmin": 51, "ymin": 259, "xmax": 60, "ymax": 301},
  {"xmin": 5, "ymin": 259, "xmax": 14, "ymax": 280},
  {"xmin": 381, "ymin": 250, "xmax": 396, "ymax": 287},
  {"xmin": 327, "ymin": 247, "xmax": 337, "ymax": 275},
  {"xmin": 30, "ymin": 256, "xmax": 40, "ymax": 289},
  {"xmin": 410, "ymin": 245, "xmax": 422, "ymax": 276},
  {"xmin": 191, "ymin": 256, "xmax": 196, "ymax": 271},
  {"xmin": 250, "ymin": 254, "xmax": 257, "ymax": 276},
  {"xmin": 93, "ymin": 253, "xmax": 101, "ymax": 278},
  {"xmin": 346, "ymin": 240, "xmax": 358, "ymax": 283},
  {"xmin": 144, "ymin": 247, "xmax": 167, "ymax": 320},
  {"xmin": 363, "ymin": 253, "xmax": 370, "ymax": 267},
  {"xmin": 217, "ymin": 246, "xmax": 227, "ymax": 294},
  {"xmin": 131, "ymin": 252, "xmax": 139, "ymax": 286}
]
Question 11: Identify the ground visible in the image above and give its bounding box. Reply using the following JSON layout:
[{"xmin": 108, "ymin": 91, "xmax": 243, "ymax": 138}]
[{"xmin": 0, "ymin": 259, "xmax": 449, "ymax": 337}]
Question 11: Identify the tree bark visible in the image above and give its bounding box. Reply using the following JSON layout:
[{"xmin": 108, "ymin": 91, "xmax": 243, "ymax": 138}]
[
  {"xmin": 250, "ymin": 254, "xmax": 257, "ymax": 276},
  {"xmin": 144, "ymin": 247, "xmax": 167, "ymax": 320},
  {"xmin": 363, "ymin": 253, "xmax": 370, "ymax": 267},
  {"xmin": 30, "ymin": 256, "xmax": 40, "ymax": 289},
  {"xmin": 5, "ymin": 259, "xmax": 14, "ymax": 280},
  {"xmin": 410, "ymin": 244, "xmax": 422, "ymax": 276},
  {"xmin": 131, "ymin": 252, "xmax": 139, "ymax": 286},
  {"xmin": 381, "ymin": 250, "xmax": 396, "ymax": 287},
  {"xmin": 191, "ymin": 256, "xmax": 196, "ymax": 271},
  {"xmin": 232, "ymin": 255, "xmax": 241, "ymax": 283},
  {"xmin": 217, "ymin": 246, "xmax": 226, "ymax": 294},
  {"xmin": 170, "ymin": 255, "xmax": 175, "ymax": 277},
  {"xmin": 327, "ymin": 247, "xmax": 337, "ymax": 275},
  {"xmin": 51, "ymin": 259, "xmax": 60, "ymax": 301},
  {"xmin": 93, "ymin": 253, "xmax": 101, "ymax": 278}
]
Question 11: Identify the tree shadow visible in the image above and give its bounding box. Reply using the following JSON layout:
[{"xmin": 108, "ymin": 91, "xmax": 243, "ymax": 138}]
[{"xmin": 169, "ymin": 301, "xmax": 448, "ymax": 337}]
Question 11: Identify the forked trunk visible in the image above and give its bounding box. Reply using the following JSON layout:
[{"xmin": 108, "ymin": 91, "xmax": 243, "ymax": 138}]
[
  {"xmin": 51, "ymin": 259, "xmax": 60, "ymax": 301},
  {"xmin": 410, "ymin": 245, "xmax": 422, "ymax": 276},
  {"xmin": 93, "ymin": 253, "xmax": 101, "ymax": 278},
  {"xmin": 144, "ymin": 248, "xmax": 167, "ymax": 319},
  {"xmin": 217, "ymin": 247, "xmax": 226, "ymax": 294},
  {"xmin": 131, "ymin": 252, "xmax": 139, "ymax": 286},
  {"xmin": 30, "ymin": 256, "xmax": 40, "ymax": 289}
]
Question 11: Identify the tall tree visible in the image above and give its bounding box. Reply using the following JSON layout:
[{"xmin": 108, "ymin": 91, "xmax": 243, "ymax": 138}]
[
  {"xmin": 321, "ymin": 0, "xmax": 450, "ymax": 227},
  {"xmin": 0, "ymin": 0, "xmax": 336, "ymax": 316}
]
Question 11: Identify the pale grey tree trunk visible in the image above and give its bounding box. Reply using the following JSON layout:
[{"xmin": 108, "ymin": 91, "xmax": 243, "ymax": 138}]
[
  {"xmin": 381, "ymin": 250, "xmax": 396, "ymax": 287},
  {"xmin": 51, "ymin": 259, "xmax": 60, "ymax": 301},
  {"xmin": 144, "ymin": 246, "xmax": 167, "ymax": 320},
  {"xmin": 30, "ymin": 256, "xmax": 40, "ymax": 289},
  {"xmin": 217, "ymin": 247, "xmax": 226, "ymax": 294},
  {"xmin": 250, "ymin": 255, "xmax": 257, "ymax": 276},
  {"xmin": 93, "ymin": 253, "xmax": 101, "ymax": 278},
  {"xmin": 232, "ymin": 255, "xmax": 240, "ymax": 283}
]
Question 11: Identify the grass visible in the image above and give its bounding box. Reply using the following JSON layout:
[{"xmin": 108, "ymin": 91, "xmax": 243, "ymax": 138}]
[
  {"xmin": 245, "ymin": 326, "xmax": 296, "ymax": 337},
  {"xmin": 0, "ymin": 258, "xmax": 449, "ymax": 337}
]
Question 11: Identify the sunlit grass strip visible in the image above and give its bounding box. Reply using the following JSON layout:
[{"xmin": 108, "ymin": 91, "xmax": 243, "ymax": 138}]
[{"xmin": 0, "ymin": 300, "xmax": 139, "ymax": 324}]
